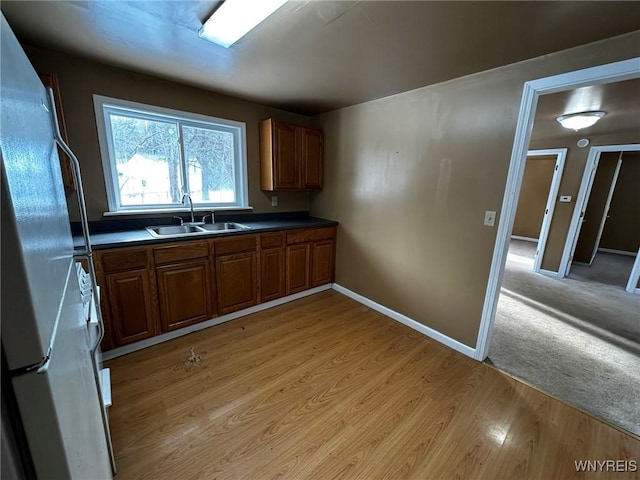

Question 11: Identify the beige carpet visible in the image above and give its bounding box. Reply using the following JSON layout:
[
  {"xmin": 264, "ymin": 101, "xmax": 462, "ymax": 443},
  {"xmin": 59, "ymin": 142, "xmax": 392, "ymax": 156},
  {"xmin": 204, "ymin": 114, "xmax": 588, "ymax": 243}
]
[{"xmin": 487, "ymin": 239, "xmax": 640, "ymax": 436}]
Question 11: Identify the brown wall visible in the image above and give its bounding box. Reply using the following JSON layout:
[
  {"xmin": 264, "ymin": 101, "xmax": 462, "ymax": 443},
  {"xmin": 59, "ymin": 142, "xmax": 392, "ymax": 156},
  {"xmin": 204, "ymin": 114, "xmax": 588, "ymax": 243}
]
[
  {"xmin": 23, "ymin": 46, "xmax": 312, "ymax": 221},
  {"xmin": 512, "ymin": 156, "xmax": 556, "ymax": 239},
  {"xmin": 309, "ymin": 32, "xmax": 640, "ymax": 348},
  {"xmin": 600, "ymin": 151, "xmax": 640, "ymax": 253}
]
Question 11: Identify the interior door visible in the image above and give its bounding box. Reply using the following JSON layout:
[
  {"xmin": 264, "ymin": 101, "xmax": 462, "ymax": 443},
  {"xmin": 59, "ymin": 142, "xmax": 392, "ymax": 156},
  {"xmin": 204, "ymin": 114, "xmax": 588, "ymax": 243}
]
[
  {"xmin": 513, "ymin": 155, "xmax": 557, "ymax": 240},
  {"xmin": 572, "ymin": 152, "xmax": 621, "ymax": 264}
]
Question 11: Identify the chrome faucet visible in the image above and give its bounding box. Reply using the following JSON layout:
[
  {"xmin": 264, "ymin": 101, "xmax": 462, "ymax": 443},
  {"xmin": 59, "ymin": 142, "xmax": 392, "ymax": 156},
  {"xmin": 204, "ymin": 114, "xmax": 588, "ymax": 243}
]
[
  {"xmin": 202, "ymin": 211, "xmax": 215, "ymax": 224},
  {"xmin": 181, "ymin": 192, "xmax": 195, "ymax": 224}
]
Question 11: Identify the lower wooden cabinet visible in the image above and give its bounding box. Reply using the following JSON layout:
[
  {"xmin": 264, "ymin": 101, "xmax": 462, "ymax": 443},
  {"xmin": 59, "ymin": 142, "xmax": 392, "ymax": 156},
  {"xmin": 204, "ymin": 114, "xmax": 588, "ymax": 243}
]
[
  {"xmin": 286, "ymin": 226, "xmax": 336, "ymax": 295},
  {"xmin": 311, "ymin": 239, "xmax": 335, "ymax": 287},
  {"xmin": 216, "ymin": 252, "xmax": 257, "ymax": 315},
  {"xmin": 156, "ymin": 260, "xmax": 213, "ymax": 332},
  {"xmin": 96, "ymin": 226, "xmax": 336, "ymax": 351},
  {"xmin": 104, "ymin": 269, "xmax": 157, "ymax": 345},
  {"xmin": 286, "ymin": 243, "xmax": 310, "ymax": 295},
  {"xmin": 260, "ymin": 232, "xmax": 286, "ymax": 302}
]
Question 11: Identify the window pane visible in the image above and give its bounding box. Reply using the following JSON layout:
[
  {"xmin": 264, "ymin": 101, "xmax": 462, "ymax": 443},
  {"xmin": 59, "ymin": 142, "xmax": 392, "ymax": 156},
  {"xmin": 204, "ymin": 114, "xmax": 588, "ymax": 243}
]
[
  {"xmin": 108, "ymin": 113, "xmax": 181, "ymax": 206},
  {"xmin": 182, "ymin": 125, "xmax": 236, "ymax": 204}
]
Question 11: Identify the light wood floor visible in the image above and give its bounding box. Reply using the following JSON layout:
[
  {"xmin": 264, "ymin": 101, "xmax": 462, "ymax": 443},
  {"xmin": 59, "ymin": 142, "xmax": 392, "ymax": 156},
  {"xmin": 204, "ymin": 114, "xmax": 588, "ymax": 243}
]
[{"xmin": 107, "ymin": 291, "xmax": 640, "ymax": 479}]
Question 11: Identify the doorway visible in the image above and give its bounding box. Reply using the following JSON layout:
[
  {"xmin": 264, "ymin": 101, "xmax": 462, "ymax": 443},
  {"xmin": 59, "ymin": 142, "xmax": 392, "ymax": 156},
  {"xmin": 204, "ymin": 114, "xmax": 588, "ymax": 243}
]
[
  {"xmin": 510, "ymin": 149, "xmax": 566, "ymax": 274},
  {"xmin": 476, "ymin": 57, "xmax": 640, "ymax": 360},
  {"xmin": 560, "ymin": 146, "xmax": 640, "ymax": 286},
  {"xmin": 476, "ymin": 58, "xmax": 640, "ymax": 436}
]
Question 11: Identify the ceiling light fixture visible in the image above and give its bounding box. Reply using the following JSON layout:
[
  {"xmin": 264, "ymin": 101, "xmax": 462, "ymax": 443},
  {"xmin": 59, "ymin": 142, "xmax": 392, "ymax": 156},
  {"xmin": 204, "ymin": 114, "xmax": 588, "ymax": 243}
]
[
  {"xmin": 556, "ymin": 111, "xmax": 606, "ymax": 131},
  {"xmin": 199, "ymin": 0, "xmax": 288, "ymax": 48}
]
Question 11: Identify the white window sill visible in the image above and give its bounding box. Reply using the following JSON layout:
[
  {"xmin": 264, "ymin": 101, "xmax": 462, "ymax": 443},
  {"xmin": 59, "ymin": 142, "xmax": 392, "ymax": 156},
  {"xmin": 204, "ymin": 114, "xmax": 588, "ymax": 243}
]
[{"xmin": 102, "ymin": 206, "xmax": 254, "ymax": 217}]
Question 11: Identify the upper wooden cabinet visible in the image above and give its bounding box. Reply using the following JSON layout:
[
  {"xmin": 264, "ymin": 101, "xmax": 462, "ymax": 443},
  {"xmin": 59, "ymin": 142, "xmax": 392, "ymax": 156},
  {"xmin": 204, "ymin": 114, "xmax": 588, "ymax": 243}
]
[{"xmin": 260, "ymin": 119, "xmax": 324, "ymax": 191}]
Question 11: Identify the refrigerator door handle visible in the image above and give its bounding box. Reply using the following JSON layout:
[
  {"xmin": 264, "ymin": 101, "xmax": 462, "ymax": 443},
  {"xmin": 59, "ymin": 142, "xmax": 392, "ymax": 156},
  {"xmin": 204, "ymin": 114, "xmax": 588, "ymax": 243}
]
[{"xmin": 46, "ymin": 87, "xmax": 116, "ymax": 474}]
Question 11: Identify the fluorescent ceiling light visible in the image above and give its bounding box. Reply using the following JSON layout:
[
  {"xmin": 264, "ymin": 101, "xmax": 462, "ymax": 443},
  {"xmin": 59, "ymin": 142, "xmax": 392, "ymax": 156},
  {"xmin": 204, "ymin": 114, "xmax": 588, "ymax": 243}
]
[
  {"xmin": 556, "ymin": 111, "xmax": 606, "ymax": 131},
  {"xmin": 199, "ymin": 0, "xmax": 287, "ymax": 48}
]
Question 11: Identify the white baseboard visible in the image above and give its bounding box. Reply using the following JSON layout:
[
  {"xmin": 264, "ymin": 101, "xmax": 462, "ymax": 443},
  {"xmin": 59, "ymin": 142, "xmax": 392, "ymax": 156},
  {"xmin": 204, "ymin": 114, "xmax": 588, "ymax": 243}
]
[
  {"xmin": 510, "ymin": 235, "xmax": 539, "ymax": 243},
  {"xmin": 331, "ymin": 283, "xmax": 476, "ymax": 359},
  {"xmin": 598, "ymin": 248, "xmax": 637, "ymax": 257},
  {"xmin": 102, "ymin": 284, "xmax": 332, "ymax": 361},
  {"xmin": 539, "ymin": 269, "xmax": 561, "ymax": 278}
]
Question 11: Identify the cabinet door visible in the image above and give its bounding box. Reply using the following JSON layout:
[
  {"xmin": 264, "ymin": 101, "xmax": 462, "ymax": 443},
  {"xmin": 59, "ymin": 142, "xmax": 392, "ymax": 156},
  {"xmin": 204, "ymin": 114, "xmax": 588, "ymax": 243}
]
[
  {"xmin": 311, "ymin": 239, "xmax": 335, "ymax": 287},
  {"xmin": 216, "ymin": 252, "xmax": 257, "ymax": 315},
  {"xmin": 302, "ymin": 128, "xmax": 323, "ymax": 189},
  {"xmin": 261, "ymin": 247, "xmax": 285, "ymax": 302},
  {"xmin": 273, "ymin": 121, "xmax": 300, "ymax": 189},
  {"xmin": 105, "ymin": 269, "xmax": 156, "ymax": 345},
  {"xmin": 286, "ymin": 243, "xmax": 310, "ymax": 295},
  {"xmin": 156, "ymin": 260, "xmax": 213, "ymax": 332}
]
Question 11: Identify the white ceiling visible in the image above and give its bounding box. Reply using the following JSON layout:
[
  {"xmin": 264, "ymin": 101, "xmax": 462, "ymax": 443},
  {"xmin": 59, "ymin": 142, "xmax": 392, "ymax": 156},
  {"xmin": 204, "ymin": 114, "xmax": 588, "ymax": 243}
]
[{"xmin": 2, "ymin": 1, "xmax": 640, "ymax": 115}]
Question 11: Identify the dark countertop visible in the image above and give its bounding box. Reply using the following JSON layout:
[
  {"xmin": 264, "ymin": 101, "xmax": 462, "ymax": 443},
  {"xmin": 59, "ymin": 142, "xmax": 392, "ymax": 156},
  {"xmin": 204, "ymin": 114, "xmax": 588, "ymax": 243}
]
[{"xmin": 73, "ymin": 212, "xmax": 338, "ymax": 251}]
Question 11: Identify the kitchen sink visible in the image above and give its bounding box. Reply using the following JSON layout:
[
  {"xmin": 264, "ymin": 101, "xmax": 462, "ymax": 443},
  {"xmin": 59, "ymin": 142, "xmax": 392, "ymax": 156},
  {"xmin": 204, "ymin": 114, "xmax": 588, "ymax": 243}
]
[
  {"xmin": 146, "ymin": 222, "xmax": 251, "ymax": 238},
  {"xmin": 148, "ymin": 225, "xmax": 203, "ymax": 236},
  {"xmin": 197, "ymin": 222, "xmax": 250, "ymax": 232}
]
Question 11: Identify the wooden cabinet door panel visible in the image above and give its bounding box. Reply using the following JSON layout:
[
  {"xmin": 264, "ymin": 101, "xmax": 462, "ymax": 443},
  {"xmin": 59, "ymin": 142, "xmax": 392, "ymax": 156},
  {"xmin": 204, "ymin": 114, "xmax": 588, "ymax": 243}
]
[
  {"xmin": 311, "ymin": 240, "xmax": 334, "ymax": 287},
  {"xmin": 286, "ymin": 244, "xmax": 310, "ymax": 295},
  {"xmin": 274, "ymin": 121, "xmax": 300, "ymax": 189},
  {"xmin": 302, "ymin": 128, "xmax": 323, "ymax": 189},
  {"xmin": 156, "ymin": 260, "xmax": 212, "ymax": 332},
  {"xmin": 105, "ymin": 269, "xmax": 156, "ymax": 345},
  {"xmin": 261, "ymin": 247, "xmax": 285, "ymax": 302},
  {"xmin": 216, "ymin": 252, "xmax": 257, "ymax": 315}
]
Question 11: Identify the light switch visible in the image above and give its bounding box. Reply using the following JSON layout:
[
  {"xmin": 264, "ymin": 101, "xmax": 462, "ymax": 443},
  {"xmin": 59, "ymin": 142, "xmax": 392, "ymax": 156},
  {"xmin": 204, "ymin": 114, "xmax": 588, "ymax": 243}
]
[
  {"xmin": 484, "ymin": 210, "xmax": 496, "ymax": 227},
  {"xmin": 271, "ymin": 196, "xmax": 279, "ymax": 207},
  {"xmin": 559, "ymin": 195, "xmax": 572, "ymax": 203}
]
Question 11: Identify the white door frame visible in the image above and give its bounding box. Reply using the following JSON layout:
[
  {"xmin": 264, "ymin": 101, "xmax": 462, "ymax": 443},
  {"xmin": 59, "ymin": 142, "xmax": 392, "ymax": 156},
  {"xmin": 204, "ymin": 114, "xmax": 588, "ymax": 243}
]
[
  {"xmin": 525, "ymin": 148, "xmax": 567, "ymax": 273},
  {"xmin": 474, "ymin": 57, "xmax": 640, "ymax": 361},
  {"xmin": 626, "ymin": 248, "xmax": 640, "ymax": 294},
  {"xmin": 587, "ymin": 153, "xmax": 622, "ymax": 265},
  {"xmin": 560, "ymin": 145, "xmax": 639, "ymax": 277}
]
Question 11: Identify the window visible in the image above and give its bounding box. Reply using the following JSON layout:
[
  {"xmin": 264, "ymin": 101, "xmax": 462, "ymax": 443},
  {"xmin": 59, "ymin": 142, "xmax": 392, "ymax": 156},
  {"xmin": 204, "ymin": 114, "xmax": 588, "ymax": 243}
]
[{"xmin": 93, "ymin": 95, "xmax": 248, "ymax": 213}]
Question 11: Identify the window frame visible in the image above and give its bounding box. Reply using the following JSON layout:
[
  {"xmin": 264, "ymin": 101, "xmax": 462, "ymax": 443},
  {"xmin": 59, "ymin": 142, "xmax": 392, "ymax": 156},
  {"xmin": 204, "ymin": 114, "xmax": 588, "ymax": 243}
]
[{"xmin": 93, "ymin": 94, "xmax": 249, "ymax": 214}]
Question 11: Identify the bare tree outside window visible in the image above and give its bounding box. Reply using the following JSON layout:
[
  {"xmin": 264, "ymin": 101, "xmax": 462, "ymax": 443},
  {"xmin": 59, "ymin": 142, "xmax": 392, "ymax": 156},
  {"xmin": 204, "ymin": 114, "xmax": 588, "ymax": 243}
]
[
  {"xmin": 182, "ymin": 125, "xmax": 235, "ymax": 203},
  {"xmin": 109, "ymin": 114, "xmax": 181, "ymax": 205},
  {"xmin": 95, "ymin": 95, "xmax": 247, "ymax": 213}
]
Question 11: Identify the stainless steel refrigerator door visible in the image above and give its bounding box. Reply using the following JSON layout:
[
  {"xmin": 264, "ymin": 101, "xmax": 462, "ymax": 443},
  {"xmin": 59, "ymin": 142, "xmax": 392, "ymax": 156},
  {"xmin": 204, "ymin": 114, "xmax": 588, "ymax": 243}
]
[
  {"xmin": 11, "ymin": 264, "xmax": 112, "ymax": 480},
  {"xmin": 1, "ymin": 15, "xmax": 75, "ymax": 371}
]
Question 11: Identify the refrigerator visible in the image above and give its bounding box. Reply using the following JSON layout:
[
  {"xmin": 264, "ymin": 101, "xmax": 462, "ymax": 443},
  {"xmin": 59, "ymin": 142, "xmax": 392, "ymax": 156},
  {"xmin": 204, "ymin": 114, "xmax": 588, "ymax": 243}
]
[{"xmin": 1, "ymin": 15, "xmax": 114, "ymax": 479}]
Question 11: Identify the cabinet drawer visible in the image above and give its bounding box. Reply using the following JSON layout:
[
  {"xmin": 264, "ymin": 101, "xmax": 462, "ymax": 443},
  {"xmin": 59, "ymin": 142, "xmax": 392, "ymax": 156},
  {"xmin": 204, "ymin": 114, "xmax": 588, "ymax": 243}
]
[
  {"xmin": 100, "ymin": 248, "xmax": 149, "ymax": 273},
  {"xmin": 261, "ymin": 232, "xmax": 284, "ymax": 249},
  {"xmin": 215, "ymin": 235, "xmax": 257, "ymax": 256},
  {"xmin": 286, "ymin": 227, "xmax": 335, "ymax": 245},
  {"xmin": 153, "ymin": 241, "xmax": 209, "ymax": 265}
]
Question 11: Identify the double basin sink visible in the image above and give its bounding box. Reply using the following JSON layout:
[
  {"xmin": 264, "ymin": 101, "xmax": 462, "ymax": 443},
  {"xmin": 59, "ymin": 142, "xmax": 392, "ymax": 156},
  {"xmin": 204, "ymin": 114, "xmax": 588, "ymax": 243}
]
[{"xmin": 146, "ymin": 222, "xmax": 251, "ymax": 239}]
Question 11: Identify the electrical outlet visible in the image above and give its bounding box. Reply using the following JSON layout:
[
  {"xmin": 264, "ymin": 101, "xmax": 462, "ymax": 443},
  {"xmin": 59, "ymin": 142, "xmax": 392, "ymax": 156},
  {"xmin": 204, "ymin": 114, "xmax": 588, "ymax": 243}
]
[
  {"xmin": 271, "ymin": 196, "xmax": 278, "ymax": 207},
  {"xmin": 484, "ymin": 210, "xmax": 496, "ymax": 227}
]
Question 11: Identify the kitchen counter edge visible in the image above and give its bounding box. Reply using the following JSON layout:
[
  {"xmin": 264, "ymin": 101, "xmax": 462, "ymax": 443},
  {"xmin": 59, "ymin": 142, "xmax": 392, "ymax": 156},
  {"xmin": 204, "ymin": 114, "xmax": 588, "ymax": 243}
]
[{"xmin": 74, "ymin": 217, "xmax": 339, "ymax": 251}]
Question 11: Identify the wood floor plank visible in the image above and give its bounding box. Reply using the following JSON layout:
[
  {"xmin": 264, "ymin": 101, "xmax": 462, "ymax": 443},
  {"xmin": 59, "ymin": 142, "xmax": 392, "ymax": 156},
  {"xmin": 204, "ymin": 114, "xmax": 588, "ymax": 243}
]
[{"xmin": 108, "ymin": 290, "xmax": 640, "ymax": 479}]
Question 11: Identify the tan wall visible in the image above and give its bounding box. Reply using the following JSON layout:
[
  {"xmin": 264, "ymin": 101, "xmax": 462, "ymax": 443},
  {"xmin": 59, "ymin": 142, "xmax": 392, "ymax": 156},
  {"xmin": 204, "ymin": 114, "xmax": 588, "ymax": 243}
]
[
  {"xmin": 600, "ymin": 151, "xmax": 640, "ymax": 253},
  {"xmin": 512, "ymin": 156, "xmax": 556, "ymax": 239},
  {"xmin": 309, "ymin": 32, "xmax": 640, "ymax": 348},
  {"xmin": 23, "ymin": 46, "xmax": 311, "ymax": 221},
  {"xmin": 536, "ymin": 131, "xmax": 640, "ymax": 271}
]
